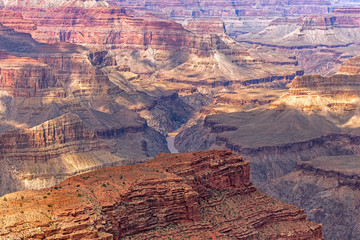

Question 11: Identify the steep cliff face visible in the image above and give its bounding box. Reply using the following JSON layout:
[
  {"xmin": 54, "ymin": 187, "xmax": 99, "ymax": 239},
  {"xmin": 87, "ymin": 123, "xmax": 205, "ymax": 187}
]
[
  {"xmin": 175, "ymin": 108, "xmax": 360, "ymax": 184},
  {"xmin": 234, "ymin": 7, "xmax": 360, "ymax": 76},
  {"xmin": 0, "ymin": 5, "xmax": 304, "ymax": 91},
  {"xmin": 271, "ymin": 55, "xmax": 360, "ymax": 112},
  {"xmin": 0, "ymin": 150, "xmax": 322, "ymax": 240},
  {"xmin": 108, "ymin": 0, "xmax": 332, "ymax": 35},
  {"xmin": 262, "ymin": 156, "xmax": 360, "ymax": 240},
  {"xmin": 0, "ymin": 51, "xmax": 64, "ymax": 98},
  {"xmin": 338, "ymin": 54, "xmax": 360, "ymax": 75},
  {"xmin": 0, "ymin": 7, "xmax": 196, "ymax": 49},
  {"xmin": 0, "ymin": 113, "xmax": 127, "ymax": 196}
]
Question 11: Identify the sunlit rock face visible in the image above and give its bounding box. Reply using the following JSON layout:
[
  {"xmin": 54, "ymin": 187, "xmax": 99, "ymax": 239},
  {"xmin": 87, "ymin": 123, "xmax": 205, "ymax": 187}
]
[
  {"xmin": 0, "ymin": 13, "xmax": 192, "ymax": 193},
  {"xmin": 0, "ymin": 6, "xmax": 304, "ymax": 92},
  {"xmin": 0, "ymin": 113, "xmax": 124, "ymax": 196},
  {"xmin": 0, "ymin": 150, "xmax": 322, "ymax": 240},
  {"xmin": 271, "ymin": 55, "xmax": 360, "ymax": 112},
  {"xmin": 175, "ymin": 55, "xmax": 360, "ymax": 184}
]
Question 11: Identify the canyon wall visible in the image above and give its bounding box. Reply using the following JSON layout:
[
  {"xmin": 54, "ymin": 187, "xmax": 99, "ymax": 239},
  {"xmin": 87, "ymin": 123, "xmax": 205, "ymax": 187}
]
[
  {"xmin": 0, "ymin": 113, "xmax": 127, "ymax": 196},
  {"xmin": 0, "ymin": 5, "xmax": 304, "ymax": 90},
  {"xmin": 174, "ymin": 54, "xmax": 360, "ymax": 240},
  {"xmin": 0, "ymin": 150, "xmax": 322, "ymax": 240},
  {"xmin": 263, "ymin": 156, "xmax": 360, "ymax": 240}
]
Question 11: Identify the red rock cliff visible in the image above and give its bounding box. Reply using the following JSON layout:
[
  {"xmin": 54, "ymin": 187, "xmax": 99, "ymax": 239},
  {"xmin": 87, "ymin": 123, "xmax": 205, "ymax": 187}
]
[
  {"xmin": 0, "ymin": 7, "xmax": 197, "ymax": 49},
  {"xmin": 0, "ymin": 150, "xmax": 323, "ymax": 240}
]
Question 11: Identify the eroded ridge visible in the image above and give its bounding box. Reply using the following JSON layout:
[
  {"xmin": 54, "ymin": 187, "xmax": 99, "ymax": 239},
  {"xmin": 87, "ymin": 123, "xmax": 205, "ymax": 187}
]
[{"xmin": 0, "ymin": 150, "xmax": 322, "ymax": 240}]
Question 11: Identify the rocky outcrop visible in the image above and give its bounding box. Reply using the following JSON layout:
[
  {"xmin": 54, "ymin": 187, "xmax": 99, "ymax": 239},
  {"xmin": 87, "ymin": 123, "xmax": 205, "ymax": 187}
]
[
  {"xmin": 0, "ymin": 150, "xmax": 322, "ymax": 239},
  {"xmin": 212, "ymin": 89, "xmax": 287, "ymax": 108},
  {"xmin": 0, "ymin": 7, "xmax": 196, "ymax": 50},
  {"xmin": 183, "ymin": 18, "xmax": 226, "ymax": 35},
  {"xmin": 0, "ymin": 113, "xmax": 127, "ymax": 196},
  {"xmin": 270, "ymin": 55, "xmax": 360, "ymax": 111},
  {"xmin": 338, "ymin": 55, "xmax": 360, "ymax": 75},
  {"xmin": 262, "ymin": 155, "xmax": 360, "ymax": 240},
  {"xmin": 0, "ymin": 51, "xmax": 64, "ymax": 98},
  {"xmin": 288, "ymin": 74, "xmax": 360, "ymax": 96},
  {"xmin": 27, "ymin": 43, "xmax": 120, "ymax": 97},
  {"xmin": 174, "ymin": 108, "xmax": 360, "ymax": 184}
]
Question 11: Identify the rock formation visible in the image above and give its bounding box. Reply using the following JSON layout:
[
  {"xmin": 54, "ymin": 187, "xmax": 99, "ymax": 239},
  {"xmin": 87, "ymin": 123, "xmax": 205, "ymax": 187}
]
[
  {"xmin": 0, "ymin": 0, "xmax": 110, "ymax": 8},
  {"xmin": 0, "ymin": 22, "xmax": 39, "ymax": 51},
  {"xmin": 0, "ymin": 113, "xmax": 127, "ymax": 196},
  {"xmin": 270, "ymin": 54, "xmax": 360, "ymax": 112},
  {"xmin": 0, "ymin": 19, "xmax": 193, "ymax": 192},
  {"xmin": 235, "ymin": 7, "xmax": 360, "ymax": 75},
  {"xmin": 175, "ymin": 55, "xmax": 360, "ymax": 184},
  {"xmin": 0, "ymin": 6, "xmax": 303, "ymax": 90},
  {"xmin": 0, "ymin": 50, "xmax": 63, "ymax": 98},
  {"xmin": 263, "ymin": 155, "xmax": 360, "ymax": 240},
  {"xmin": 108, "ymin": 0, "xmax": 332, "ymax": 35},
  {"xmin": 173, "ymin": 53, "xmax": 360, "ymax": 240},
  {"xmin": 0, "ymin": 150, "xmax": 322, "ymax": 239}
]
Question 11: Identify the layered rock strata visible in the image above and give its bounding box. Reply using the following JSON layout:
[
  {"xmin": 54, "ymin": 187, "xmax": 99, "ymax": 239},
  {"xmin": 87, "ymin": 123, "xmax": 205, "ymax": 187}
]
[
  {"xmin": 0, "ymin": 113, "xmax": 127, "ymax": 196},
  {"xmin": 271, "ymin": 55, "xmax": 360, "ymax": 111},
  {"xmin": 263, "ymin": 155, "xmax": 360, "ymax": 240},
  {"xmin": 0, "ymin": 7, "xmax": 194, "ymax": 49},
  {"xmin": 0, "ymin": 7, "xmax": 303, "ymax": 89},
  {"xmin": 108, "ymin": 0, "xmax": 332, "ymax": 35},
  {"xmin": 235, "ymin": 7, "xmax": 360, "ymax": 75},
  {"xmin": 175, "ymin": 108, "xmax": 360, "ymax": 184},
  {"xmin": 0, "ymin": 22, "xmax": 189, "ymax": 161},
  {"xmin": 0, "ymin": 51, "xmax": 64, "ymax": 98},
  {"xmin": 0, "ymin": 150, "xmax": 322, "ymax": 239}
]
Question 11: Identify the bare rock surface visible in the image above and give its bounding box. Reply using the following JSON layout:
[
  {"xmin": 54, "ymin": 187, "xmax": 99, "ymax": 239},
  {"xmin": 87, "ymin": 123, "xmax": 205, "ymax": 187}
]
[
  {"xmin": 262, "ymin": 155, "xmax": 360, "ymax": 240},
  {"xmin": 0, "ymin": 150, "xmax": 322, "ymax": 240}
]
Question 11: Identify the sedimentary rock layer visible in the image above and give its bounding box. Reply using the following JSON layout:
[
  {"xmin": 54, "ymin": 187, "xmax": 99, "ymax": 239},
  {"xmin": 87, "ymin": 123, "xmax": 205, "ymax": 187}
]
[
  {"xmin": 0, "ymin": 150, "xmax": 322, "ymax": 240},
  {"xmin": 263, "ymin": 155, "xmax": 360, "ymax": 240},
  {"xmin": 0, "ymin": 113, "xmax": 126, "ymax": 196},
  {"xmin": 0, "ymin": 6, "xmax": 303, "ymax": 89}
]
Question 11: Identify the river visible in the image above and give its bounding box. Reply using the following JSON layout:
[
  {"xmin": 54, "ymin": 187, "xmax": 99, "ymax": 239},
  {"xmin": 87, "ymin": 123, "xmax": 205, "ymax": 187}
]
[{"xmin": 166, "ymin": 132, "xmax": 179, "ymax": 153}]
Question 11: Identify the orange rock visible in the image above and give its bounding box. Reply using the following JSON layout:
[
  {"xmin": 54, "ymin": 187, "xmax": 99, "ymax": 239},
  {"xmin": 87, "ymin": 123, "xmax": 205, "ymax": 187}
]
[{"xmin": 0, "ymin": 150, "xmax": 323, "ymax": 239}]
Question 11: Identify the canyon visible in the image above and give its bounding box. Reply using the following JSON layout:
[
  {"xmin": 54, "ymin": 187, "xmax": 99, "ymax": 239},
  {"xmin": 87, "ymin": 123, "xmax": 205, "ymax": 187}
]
[
  {"xmin": 174, "ymin": 54, "xmax": 360, "ymax": 239},
  {"xmin": 0, "ymin": 150, "xmax": 322, "ymax": 240},
  {"xmin": 0, "ymin": 0, "xmax": 360, "ymax": 239}
]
